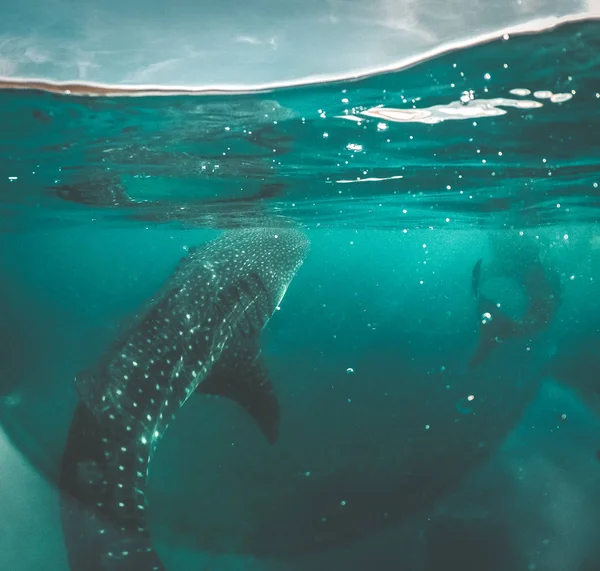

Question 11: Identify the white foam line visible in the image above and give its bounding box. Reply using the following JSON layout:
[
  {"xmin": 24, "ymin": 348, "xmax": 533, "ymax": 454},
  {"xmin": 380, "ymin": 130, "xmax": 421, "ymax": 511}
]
[
  {"xmin": 0, "ymin": 13, "xmax": 597, "ymax": 96},
  {"xmin": 336, "ymin": 175, "xmax": 405, "ymax": 184}
]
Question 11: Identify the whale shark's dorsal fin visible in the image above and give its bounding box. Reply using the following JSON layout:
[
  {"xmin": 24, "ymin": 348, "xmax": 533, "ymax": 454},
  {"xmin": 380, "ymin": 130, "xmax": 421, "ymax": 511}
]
[{"xmin": 197, "ymin": 340, "xmax": 280, "ymax": 444}]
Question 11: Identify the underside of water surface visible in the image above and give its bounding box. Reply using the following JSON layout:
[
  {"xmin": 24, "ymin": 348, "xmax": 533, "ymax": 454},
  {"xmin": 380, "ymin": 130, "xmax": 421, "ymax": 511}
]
[{"xmin": 1, "ymin": 17, "xmax": 600, "ymax": 571}]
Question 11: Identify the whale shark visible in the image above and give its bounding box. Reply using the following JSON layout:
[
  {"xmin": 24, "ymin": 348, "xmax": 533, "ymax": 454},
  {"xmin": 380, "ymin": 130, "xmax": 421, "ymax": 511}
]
[{"xmin": 58, "ymin": 227, "xmax": 309, "ymax": 571}]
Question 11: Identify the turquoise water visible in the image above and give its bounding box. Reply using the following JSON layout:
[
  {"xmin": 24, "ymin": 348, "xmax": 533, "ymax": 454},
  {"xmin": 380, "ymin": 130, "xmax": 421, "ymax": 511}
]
[{"xmin": 1, "ymin": 17, "xmax": 600, "ymax": 571}]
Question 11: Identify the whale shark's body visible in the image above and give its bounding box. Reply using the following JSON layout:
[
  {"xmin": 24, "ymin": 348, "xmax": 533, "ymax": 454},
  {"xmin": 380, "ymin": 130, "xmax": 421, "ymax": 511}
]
[{"xmin": 59, "ymin": 227, "xmax": 309, "ymax": 571}]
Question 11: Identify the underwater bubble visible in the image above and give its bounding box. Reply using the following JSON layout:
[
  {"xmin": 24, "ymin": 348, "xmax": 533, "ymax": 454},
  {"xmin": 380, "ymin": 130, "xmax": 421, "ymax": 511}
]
[
  {"xmin": 346, "ymin": 143, "xmax": 363, "ymax": 152},
  {"xmin": 460, "ymin": 90, "xmax": 475, "ymax": 104},
  {"xmin": 346, "ymin": 367, "xmax": 354, "ymax": 375}
]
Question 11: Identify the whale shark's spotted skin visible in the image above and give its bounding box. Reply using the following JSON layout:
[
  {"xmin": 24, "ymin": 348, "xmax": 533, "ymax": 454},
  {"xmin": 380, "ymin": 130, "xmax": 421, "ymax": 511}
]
[{"xmin": 59, "ymin": 227, "xmax": 309, "ymax": 571}]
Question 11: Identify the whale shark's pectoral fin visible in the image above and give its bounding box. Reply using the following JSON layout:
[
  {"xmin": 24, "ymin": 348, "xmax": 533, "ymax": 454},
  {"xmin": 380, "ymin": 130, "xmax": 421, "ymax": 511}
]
[{"xmin": 197, "ymin": 346, "xmax": 280, "ymax": 444}]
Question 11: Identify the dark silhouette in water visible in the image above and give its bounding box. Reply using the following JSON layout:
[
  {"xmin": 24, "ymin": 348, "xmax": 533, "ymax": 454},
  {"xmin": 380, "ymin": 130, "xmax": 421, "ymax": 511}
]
[
  {"xmin": 59, "ymin": 228, "xmax": 309, "ymax": 571},
  {"xmin": 47, "ymin": 116, "xmax": 293, "ymax": 220},
  {"xmin": 50, "ymin": 176, "xmax": 285, "ymax": 211},
  {"xmin": 53, "ymin": 177, "xmax": 130, "ymax": 207},
  {"xmin": 469, "ymin": 237, "xmax": 562, "ymax": 369},
  {"xmin": 229, "ymin": 232, "xmax": 567, "ymax": 558}
]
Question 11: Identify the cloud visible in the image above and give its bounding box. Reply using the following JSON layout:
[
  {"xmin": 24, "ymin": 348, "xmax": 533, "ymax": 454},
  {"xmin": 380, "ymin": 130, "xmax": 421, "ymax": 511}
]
[{"xmin": 0, "ymin": 0, "xmax": 596, "ymax": 87}]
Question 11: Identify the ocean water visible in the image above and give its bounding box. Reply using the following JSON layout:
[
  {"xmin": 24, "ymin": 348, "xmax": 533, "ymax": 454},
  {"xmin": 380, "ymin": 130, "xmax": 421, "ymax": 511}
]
[{"xmin": 1, "ymin": 17, "xmax": 600, "ymax": 571}]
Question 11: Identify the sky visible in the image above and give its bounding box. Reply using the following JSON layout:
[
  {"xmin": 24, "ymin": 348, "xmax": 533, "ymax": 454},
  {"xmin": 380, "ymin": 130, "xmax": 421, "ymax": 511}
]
[{"xmin": 0, "ymin": 0, "xmax": 598, "ymax": 89}]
